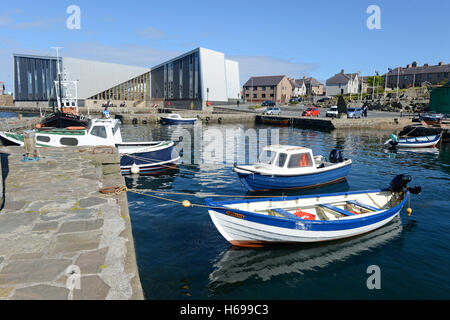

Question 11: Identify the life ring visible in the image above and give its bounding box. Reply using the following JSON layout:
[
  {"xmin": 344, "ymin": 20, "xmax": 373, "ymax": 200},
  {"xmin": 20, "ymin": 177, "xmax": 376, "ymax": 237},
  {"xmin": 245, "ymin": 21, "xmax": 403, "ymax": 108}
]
[{"xmin": 66, "ymin": 126, "xmax": 86, "ymax": 130}]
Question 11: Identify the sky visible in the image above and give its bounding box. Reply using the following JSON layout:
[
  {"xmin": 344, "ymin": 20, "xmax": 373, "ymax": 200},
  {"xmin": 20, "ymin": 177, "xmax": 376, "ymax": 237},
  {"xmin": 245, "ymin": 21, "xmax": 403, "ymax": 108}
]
[{"xmin": 1, "ymin": 0, "xmax": 449, "ymax": 92}]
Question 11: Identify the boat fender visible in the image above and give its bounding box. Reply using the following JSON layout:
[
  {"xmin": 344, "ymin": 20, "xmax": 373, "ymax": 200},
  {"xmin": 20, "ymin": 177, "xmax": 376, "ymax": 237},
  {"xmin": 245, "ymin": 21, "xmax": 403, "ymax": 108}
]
[
  {"xmin": 205, "ymin": 116, "xmax": 210, "ymax": 122},
  {"xmin": 132, "ymin": 118, "xmax": 138, "ymax": 125},
  {"xmin": 142, "ymin": 119, "xmax": 147, "ymax": 124},
  {"xmin": 218, "ymin": 117, "xmax": 222, "ymax": 124},
  {"xmin": 294, "ymin": 210, "xmax": 316, "ymax": 220}
]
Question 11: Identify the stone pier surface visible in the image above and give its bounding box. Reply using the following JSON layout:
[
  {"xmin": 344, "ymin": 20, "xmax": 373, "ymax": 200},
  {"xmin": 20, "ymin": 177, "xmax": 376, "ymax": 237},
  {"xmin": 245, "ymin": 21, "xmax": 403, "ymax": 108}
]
[{"xmin": 0, "ymin": 146, "xmax": 144, "ymax": 300}]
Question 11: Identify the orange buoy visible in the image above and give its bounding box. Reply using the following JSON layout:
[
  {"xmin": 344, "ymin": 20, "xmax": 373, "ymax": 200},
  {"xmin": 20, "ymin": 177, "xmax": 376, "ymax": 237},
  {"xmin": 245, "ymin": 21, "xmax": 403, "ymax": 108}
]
[{"xmin": 35, "ymin": 123, "xmax": 42, "ymax": 129}]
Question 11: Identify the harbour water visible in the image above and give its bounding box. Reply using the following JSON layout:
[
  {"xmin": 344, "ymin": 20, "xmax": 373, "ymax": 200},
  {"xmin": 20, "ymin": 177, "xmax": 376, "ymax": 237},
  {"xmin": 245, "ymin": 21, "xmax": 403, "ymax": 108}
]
[{"xmin": 122, "ymin": 123, "xmax": 450, "ymax": 300}]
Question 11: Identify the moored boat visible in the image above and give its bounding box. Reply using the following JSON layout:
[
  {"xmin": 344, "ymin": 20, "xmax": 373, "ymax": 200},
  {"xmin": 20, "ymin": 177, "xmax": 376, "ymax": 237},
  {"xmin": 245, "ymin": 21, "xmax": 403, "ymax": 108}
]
[
  {"xmin": 233, "ymin": 145, "xmax": 352, "ymax": 192},
  {"xmin": 260, "ymin": 116, "xmax": 289, "ymax": 125},
  {"xmin": 206, "ymin": 175, "xmax": 421, "ymax": 247},
  {"xmin": 419, "ymin": 113, "xmax": 443, "ymax": 125},
  {"xmin": 0, "ymin": 118, "xmax": 179, "ymax": 175},
  {"xmin": 384, "ymin": 133, "xmax": 442, "ymax": 148},
  {"xmin": 160, "ymin": 114, "xmax": 197, "ymax": 125}
]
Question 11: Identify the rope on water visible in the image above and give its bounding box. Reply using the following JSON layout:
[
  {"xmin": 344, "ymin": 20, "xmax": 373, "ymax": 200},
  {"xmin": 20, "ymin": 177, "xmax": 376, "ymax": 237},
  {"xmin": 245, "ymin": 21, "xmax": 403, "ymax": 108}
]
[{"xmin": 99, "ymin": 185, "xmax": 218, "ymax": 209}]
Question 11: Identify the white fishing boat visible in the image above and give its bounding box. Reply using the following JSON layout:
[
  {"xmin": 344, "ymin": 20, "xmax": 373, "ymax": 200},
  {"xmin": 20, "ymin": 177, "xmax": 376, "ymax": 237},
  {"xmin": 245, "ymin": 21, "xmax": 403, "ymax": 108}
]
[
  {"xmin": 160, "ymin": 113, "xmax": 197, "ymax": 125},
  {"xmin": 384, "ymin": 134, "xmax": 442, "ymax": 148},
  {"xmin": 0, "ymin": 118, "xmax": 179, "ymax": 175},
  {"xmin": 206, "ymin": 175, "xmax": 420, "ymax": 247},
  {"xmin": 233, "ymin": 145, "xmax": 352, "ymax": 192}
]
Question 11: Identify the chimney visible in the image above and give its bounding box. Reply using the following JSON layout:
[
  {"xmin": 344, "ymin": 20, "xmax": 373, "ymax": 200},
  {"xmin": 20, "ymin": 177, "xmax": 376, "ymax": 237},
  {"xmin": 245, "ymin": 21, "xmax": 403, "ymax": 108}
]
[
  {"xmin": 424, "ymin": 63, "xmax": 429, "ymax": 67},
  {"xmin": 406, "ymin": 64, "xmax": 411, "ymax": 68},
  {"xmin": 412, "ymin": 61, "xmax": 417, "ymax": 68},
  {"xmin": 340, "ymin": 69, "xmax": 345, "ymax": 74},
  {"xmin": 438, "ymin": 61, "xmax": 443, "ymax": 66}
]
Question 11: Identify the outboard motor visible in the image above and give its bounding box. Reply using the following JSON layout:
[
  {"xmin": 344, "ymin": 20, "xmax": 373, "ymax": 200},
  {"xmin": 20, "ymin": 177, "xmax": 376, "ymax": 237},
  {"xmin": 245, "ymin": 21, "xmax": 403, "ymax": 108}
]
[
  {"xmin": 389, "ymin": 174, "xmax": 411, "ymax": 193},
  {"xmin": 329, "ymin": 149, "xmax": 344, "ymax": 163}
]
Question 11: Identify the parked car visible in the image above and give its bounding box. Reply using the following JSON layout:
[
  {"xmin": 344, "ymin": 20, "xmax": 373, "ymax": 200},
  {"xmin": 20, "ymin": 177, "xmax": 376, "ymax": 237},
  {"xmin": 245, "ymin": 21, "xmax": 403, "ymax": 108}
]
[
  {"xmin": 261, "ymin": 100, "xmax": 276, "ymax": 107},
  {"xmin": 347, "ymin": 107, "xmax": 363, "ymax": 118},
  {"xmin": 302, "ymin": 107, "xmax": 320, "ymax": 117},
  {"xmin": 289, "ymin": 97, "xmax": 304, "ymax": 103},
  {"xmin": 263, "ymin": 106, "xmax": 281, "ymax": 115},
  {"xmin": 326, "ymin": 106, "xmax": 338, "ymax": 118},
  {"xmin": 317, "ymin": 97, "xmax": 331, "ymax": 103}
]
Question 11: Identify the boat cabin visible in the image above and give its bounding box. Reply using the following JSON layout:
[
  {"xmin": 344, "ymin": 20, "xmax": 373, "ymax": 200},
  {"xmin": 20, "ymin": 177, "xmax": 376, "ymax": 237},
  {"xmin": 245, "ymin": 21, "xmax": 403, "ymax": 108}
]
[
  {"xmin": 254, "ymin": 145, "xmax": 321, "ymax": 173},
  {"xmin": 35, "ymin": 118, "xmax": 123, "ymax": 147}
]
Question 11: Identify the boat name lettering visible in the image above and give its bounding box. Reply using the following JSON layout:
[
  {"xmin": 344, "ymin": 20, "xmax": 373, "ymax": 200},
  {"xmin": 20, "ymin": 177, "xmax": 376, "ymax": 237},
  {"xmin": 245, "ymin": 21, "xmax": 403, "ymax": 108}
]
[{"xmin": 226, "ymin": 211, "xmax": 244, "ymax": 219}]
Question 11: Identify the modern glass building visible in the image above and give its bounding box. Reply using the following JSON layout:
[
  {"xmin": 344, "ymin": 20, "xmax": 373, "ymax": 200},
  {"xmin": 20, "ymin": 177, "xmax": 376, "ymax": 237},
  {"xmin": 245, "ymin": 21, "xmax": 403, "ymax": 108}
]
[{"xmin": 13, "ymin": 47, "xmax": 240, "ymax": 110}]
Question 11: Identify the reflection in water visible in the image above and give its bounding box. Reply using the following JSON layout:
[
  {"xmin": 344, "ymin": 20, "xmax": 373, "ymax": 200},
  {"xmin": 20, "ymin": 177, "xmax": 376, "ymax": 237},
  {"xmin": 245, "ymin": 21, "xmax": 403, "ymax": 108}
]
[{"xmin": 209, "ymin": 218, "xmax": 404, "ymax": 292}]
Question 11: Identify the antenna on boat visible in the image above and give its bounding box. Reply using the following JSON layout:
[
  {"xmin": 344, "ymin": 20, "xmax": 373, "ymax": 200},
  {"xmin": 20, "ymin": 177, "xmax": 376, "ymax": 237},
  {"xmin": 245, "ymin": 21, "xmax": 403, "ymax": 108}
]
[{"xmin": 51, "ymin": 47, "xmax": 64, "ymax": 115}]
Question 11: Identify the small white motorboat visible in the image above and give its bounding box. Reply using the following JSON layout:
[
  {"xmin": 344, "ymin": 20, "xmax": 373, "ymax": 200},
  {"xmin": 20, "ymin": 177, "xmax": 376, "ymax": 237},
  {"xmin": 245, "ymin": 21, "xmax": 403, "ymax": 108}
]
[
  {"xmin": 206, "ymin": 175, "xmax": 420, "ymax": 247},
  {"xmin": 160, "ymin": 113, "xmax": 197, "ymax": 125},
  {"xmin": 233, "ymin": 145, "xmax": 352, "ymax": 192},
  {"xmin": 384, "ymin": 133, "xmax": 442, "ymax": 148}
]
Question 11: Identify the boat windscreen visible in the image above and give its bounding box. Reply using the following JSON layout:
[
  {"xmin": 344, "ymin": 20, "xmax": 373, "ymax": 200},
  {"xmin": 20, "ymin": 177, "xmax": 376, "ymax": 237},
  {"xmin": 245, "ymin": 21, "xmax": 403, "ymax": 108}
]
[{"xmin": 258, "ymin": 150, "xmax": 277, "ymax": 164}]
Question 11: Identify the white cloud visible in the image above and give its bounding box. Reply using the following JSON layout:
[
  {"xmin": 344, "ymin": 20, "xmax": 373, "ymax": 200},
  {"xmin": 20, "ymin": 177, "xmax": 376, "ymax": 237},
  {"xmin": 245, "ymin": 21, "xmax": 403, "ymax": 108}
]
[
  {"xmin": 229, "ymin": 55, "xmax": 319, "ymax": 85},
  {"xmin": 136, "ymin": 26, "xmax": 166, "ymax": 39}
]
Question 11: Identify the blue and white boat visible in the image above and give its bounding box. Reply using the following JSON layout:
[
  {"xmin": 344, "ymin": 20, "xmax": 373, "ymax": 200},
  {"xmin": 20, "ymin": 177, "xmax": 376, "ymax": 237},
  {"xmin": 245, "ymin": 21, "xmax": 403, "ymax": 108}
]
[
  {"xmin": 206, "ymin": 175, "xmax": 420, "ymax": 247},
  {"xmin": 0, "ymin": 118, "xmax": 180, "ymax": 175},
  {"xmin": 233, "ymin": 145, "xmax": 352, "ymax": 192},
  {"xmin": 160, "ymin": 113, "xmax": 197, "ymax": 125},
  {"xmin": 419, "ymin": 113, "xmax": 443, "ymax": 125},
  {"xmin": 384, "ymin": 134, "xmax": 442, "ymax": 148}
]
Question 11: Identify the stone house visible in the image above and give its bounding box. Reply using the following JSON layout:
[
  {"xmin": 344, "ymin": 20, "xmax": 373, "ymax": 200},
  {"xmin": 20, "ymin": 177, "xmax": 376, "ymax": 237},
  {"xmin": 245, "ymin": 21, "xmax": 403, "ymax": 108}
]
[{"xmin": 243, "ymin": 75, "xmax": 292, "ymax": 103}]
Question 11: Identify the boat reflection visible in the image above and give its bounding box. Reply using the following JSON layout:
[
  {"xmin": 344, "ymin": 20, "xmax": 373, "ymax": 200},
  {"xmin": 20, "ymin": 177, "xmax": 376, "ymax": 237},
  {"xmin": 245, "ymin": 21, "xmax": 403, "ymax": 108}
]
[
  {"xmin": 245, "ymin": 179, "xmax": 350, "ymax": 198},
  {"xmin": 209, "ymin": 217, "xmax": 404, "ymax": 291}
]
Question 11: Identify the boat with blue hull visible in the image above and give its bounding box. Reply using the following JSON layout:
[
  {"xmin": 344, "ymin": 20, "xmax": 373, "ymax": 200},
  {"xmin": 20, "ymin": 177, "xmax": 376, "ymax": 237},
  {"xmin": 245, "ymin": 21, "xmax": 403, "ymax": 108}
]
[
  {"xmin": 160, "ymin": 114, "xmax": 197, "ymax": 125},
  {"xmin": 0, "ymin": 118, "xmax": 179, "ymax": 175},
  {"xmin": 206, "ymin": 175, "xmax": 421, "ymax": 247},
  {"xmin": 384, "ymin": 133, "xmax": 442, "ymax": 148},
  {"xmin": 233, "ymin": 145, "xmax": 352, "ymax": 192}
]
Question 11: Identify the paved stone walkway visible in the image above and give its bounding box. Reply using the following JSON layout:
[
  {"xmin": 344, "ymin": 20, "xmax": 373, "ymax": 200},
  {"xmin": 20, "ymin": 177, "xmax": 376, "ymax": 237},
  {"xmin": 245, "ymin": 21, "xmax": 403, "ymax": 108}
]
[{"xmin": 0, "ymin": 146, "xmax": 143, "ymax": 300}]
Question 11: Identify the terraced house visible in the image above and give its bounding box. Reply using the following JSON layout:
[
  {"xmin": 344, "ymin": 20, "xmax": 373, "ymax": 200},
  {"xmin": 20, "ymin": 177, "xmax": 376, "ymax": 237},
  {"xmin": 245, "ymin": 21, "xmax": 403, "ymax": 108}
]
[
  {"xmin": 243, "ymin": 75, "xmax": 292, "ymax": 103},
  {"xmin": 385, "ymin": 61, "xmax": 449, "ymax": 89}
]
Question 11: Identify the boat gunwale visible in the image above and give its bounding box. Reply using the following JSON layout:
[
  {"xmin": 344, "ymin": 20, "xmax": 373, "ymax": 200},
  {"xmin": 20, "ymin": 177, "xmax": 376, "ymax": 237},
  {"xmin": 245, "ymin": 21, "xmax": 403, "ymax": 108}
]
[{"xmin": 206, "ymin": 190, "xmax": 409, "ymax": 229}]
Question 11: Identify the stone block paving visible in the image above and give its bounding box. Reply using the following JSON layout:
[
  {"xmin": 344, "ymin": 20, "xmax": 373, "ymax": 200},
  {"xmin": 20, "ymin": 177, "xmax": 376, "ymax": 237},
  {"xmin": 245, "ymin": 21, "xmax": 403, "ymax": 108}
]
[{"xmin": 0, "ymin": 146, "xmax": 143, "ymax": 300}]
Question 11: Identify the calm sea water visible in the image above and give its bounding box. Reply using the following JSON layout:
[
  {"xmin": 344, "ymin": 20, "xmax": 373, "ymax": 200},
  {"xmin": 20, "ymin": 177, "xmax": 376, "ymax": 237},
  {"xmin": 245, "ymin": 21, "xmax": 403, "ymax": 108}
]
[{"xmin": 122, "ymin": 123, "xmax": 450, "ymax": 300}]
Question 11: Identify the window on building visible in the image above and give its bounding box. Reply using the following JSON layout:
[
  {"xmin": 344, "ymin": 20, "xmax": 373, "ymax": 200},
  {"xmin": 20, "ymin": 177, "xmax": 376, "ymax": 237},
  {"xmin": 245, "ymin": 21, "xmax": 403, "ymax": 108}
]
[
  {"xmin": 253, "ymin": 94, "xmax": 257, "ymax": 98},
  {"xmin": 428, "ymin": 73, "xmax": 433, "ymax": 79},
  {"xmin": 262, "ymin": 94, "xmax": 266, "ymax": 98},
  {"xmin": 245, "ymin": 94, "xmax": 249, "ymax": 97},
  {"xmin": 261, "ymin": 86, "xmax": 266, "ymax": 90},
  {"xmin": 270, "ymin": 94, "xmax": 274, "ymax": 97},
  {"xmin": 404, "ymin": 75, "xmax": 408, "ymax": 80}
]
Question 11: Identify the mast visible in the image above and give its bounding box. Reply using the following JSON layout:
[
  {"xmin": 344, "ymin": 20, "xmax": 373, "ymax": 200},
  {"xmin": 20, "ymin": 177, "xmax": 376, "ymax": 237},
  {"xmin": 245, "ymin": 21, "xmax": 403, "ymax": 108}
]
[{"xmin": 51, "ymin": 47, "xmax": 64, "ymax": 113}]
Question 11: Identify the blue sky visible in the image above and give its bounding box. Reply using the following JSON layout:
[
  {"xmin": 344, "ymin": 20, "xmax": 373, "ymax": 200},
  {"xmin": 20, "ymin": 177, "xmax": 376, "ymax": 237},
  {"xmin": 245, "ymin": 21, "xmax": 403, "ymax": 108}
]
[{"xmin": 1, "ymin": 0, "xmax": 449, "ymax": 92}]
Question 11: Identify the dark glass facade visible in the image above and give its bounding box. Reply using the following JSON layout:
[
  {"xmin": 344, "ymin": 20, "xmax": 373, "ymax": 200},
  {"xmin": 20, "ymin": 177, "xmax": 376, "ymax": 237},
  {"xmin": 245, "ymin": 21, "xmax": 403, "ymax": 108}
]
[{"xmin": 14, "ymin": 55, "xmax": 60, "ymax": 101}]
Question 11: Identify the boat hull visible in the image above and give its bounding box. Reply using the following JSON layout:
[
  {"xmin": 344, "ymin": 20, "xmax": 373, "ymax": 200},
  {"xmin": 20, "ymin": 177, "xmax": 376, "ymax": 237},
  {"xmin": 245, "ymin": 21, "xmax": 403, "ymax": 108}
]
[
  {"xmin": 207, "ymin": 190, "xmax": 408, "ymax": 247},
  {"xmin": 160, "ymin": 117, "xmax": 196, "ymax": 125},
  {"xmin": 395, "ymin": 134, "xmax": 441, "ymax": 148},
  {"xmin": 41, "ymin": 112, "xmax": 89, "ymax": 128},
  {"xmin": 235, "ymin": 162, "xmax": 351, "ymax": 192},
  {"xmin": 119, "ymin": 143, "xmax": 179, "ymax": 175}
]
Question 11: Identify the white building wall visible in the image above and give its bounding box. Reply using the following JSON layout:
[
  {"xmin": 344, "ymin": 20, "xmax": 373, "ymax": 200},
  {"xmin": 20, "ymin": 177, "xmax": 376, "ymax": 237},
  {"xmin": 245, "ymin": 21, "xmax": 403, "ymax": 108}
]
[
  {"xmin": 224, "ymin": 59, "xmax": 240, "ymax": 100},
  {"xmin": 62, "ymin": 57, "xmax": 150, "ymax": 99},
  {"xmin": 198, "ymin": 48, "xmax": 228, "ymax": 102}
]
